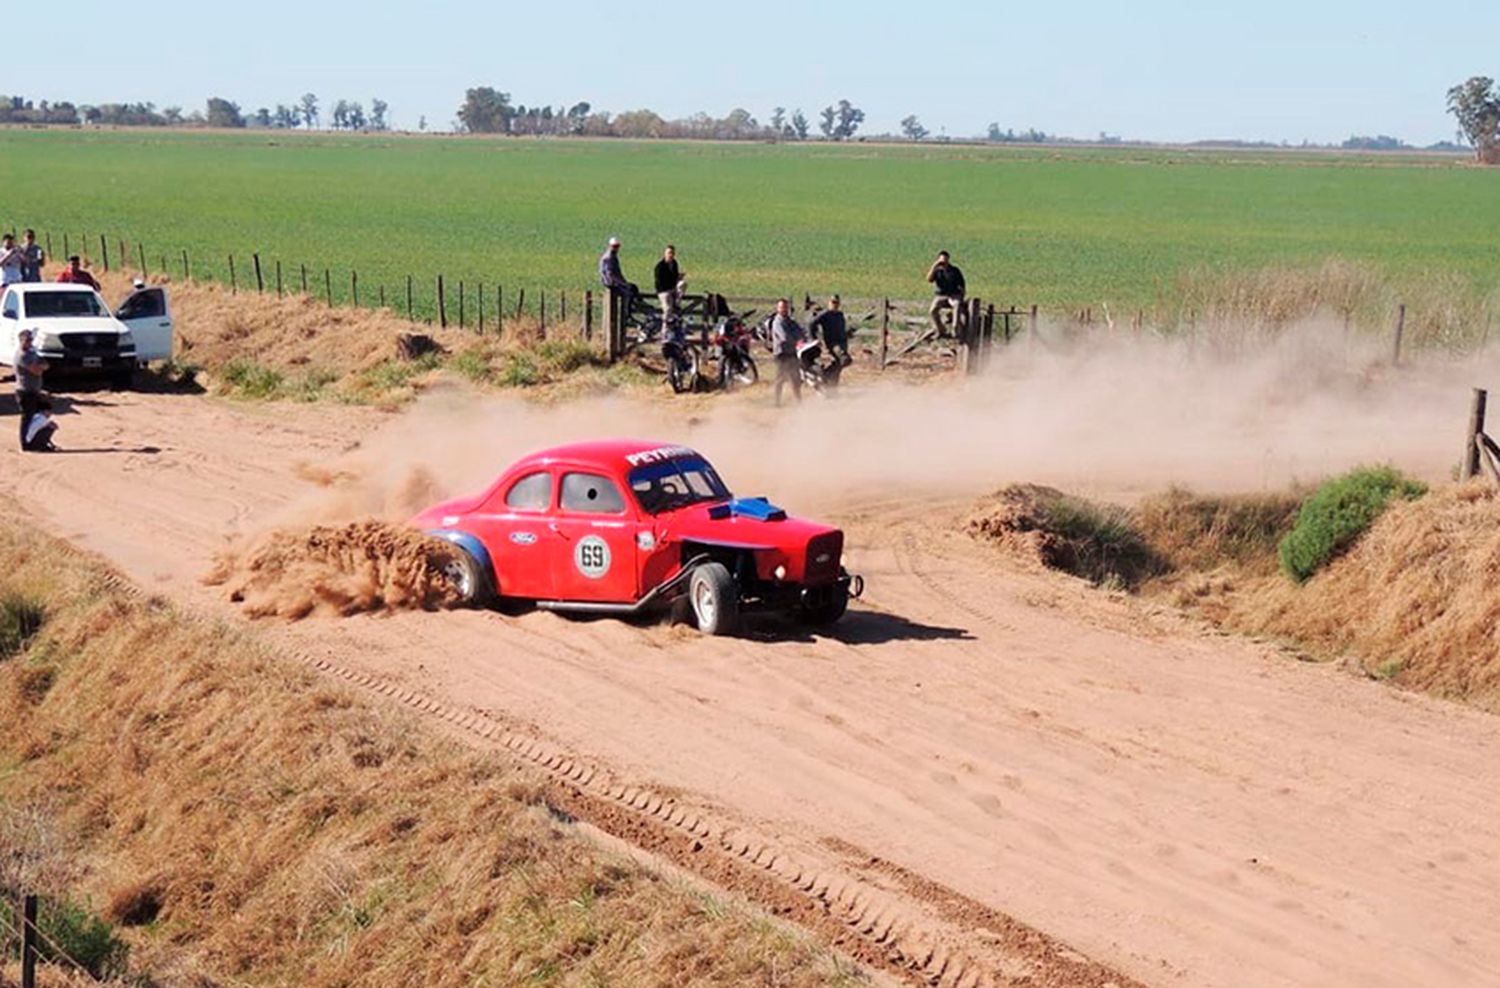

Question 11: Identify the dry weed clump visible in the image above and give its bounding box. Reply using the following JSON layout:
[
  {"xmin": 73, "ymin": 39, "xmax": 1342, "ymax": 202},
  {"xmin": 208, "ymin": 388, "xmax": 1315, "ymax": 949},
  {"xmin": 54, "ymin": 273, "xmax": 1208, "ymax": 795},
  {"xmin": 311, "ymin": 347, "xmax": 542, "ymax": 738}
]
[
  {"xmin": 967, "ymin": 484, "xmax": 1164, "ymax": 589},
  {"xmin": 203, "ymin": 520, "xmax": 463, "ymax": 619},
  {"xmin": 0, "ymin": 519, "xmax": 855, "ymax": 986}
]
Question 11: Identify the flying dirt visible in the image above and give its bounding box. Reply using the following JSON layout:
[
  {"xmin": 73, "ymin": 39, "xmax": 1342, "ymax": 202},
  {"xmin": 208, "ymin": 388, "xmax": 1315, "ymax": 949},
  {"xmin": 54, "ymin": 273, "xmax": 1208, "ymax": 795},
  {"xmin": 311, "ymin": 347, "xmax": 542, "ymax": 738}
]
[{"xmin": 6, "ymin": 321, "xmax": 1500, "ymax": 987}]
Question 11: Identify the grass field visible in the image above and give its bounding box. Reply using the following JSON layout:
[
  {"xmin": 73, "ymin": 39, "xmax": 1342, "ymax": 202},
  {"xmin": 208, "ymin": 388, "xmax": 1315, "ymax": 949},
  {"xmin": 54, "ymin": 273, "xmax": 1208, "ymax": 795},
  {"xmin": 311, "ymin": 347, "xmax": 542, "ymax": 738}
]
[{"xmin": 3, "ymin": 128, "xmax": 1498, "ymax": 321}]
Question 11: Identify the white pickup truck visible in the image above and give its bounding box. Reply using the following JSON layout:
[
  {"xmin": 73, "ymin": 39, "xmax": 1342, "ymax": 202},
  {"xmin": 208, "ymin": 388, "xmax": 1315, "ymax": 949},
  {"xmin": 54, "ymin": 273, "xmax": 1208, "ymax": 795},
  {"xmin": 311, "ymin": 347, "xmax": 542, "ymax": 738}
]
[{"xmin": 0, "ymin": 282, "xmax": 173, "ymax": 389}]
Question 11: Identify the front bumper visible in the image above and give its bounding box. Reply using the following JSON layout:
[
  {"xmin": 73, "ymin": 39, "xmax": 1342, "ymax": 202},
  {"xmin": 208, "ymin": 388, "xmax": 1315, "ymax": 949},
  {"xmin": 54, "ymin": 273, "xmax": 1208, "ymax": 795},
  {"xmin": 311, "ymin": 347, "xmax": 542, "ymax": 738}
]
[{"xmin": 37, "ymin": 347, "xmax": 136, "ymax": 376}]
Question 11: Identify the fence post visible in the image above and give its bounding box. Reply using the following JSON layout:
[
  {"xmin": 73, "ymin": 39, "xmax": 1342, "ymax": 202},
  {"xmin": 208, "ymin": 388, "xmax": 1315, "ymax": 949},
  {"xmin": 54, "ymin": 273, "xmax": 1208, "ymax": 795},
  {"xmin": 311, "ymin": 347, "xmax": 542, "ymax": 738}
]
[
  {"xmin": 253, "ymin": 253, "xmax": 264, "ymax": 293},
  {"xmin": 379, "ymin": 284, "xmax": 385, "ymax": 309},
  {"xmin": 515, "ymin": 288, "xmax": 525, "ymax": 320},
  {"xmin": 437, "ymin": 275, "xmax": 447, "ymax": 328},
  {"xmin": 561, "ymin": 290, "xmax": 567, "ymax": 323},
  {"xmin": 228, "ymin": 255, "xmax": 237, "ymax": 294},
  {"xmin": 44, "ymin": 232, "xmax": 52, "ymax": 258},
  {"xmin": 301, "ymin": 263, "xmax": 308, "ymax": 294},
  {"xmin": 119, "ymin": 240, "xmax": 126, "ymax": 271},
  {"xmin": 22, "ymin": 892, "xmax": 38, "ymax": 988},
  {"xmin": 181, "ymin": 249, "xmax": 189, "ymax": 280},
  {"xmin": 324, "ymin": 268, "xmax": 332, "ymax": 306},
  {"xmin": 352, "ymin": 270, "xmax": 359, "ymax": 307},
  {"xmin": 276, "ymin": 260, "xmax": 283, "ymax": 297},
  {"xmin": 406, "ymin": 275, "xmax": 413, "ymax": 319},
  {"xmin": 585, "ymin": 289, "xmax": 594, "ymax": 340},
  {"xmin": 138, "ymin": 243, "xmax": 148, "ymax": 278},
  {"xmin": 1463, "ymin": 388, "xmax": 1487, "ymax": 481},
  {"xmin": 880, "ymin": 298, "xmax": 890, "ymax": 370},
  {"xmin": 540, "ymin": 291, "xmax": 546, "ymax": 332},
  {"xmin": 1392, "ymin": 304, "xmax": 1407, "ymax": 366},
  {"xmin": 478, "ymin": 281, "xmax": 485, "ymax": 333},
  {"xmin": 63, "ymin": 233, "xmax": 70, "ymax": 258},
  {"xmin": 100, "ymin": 235, "xmax": 110, "ymax": 272},
  {"xmin": 497, "ymin": 285, "xmax": 503, "ymax": 332},
  {"xmin": 458, "ymin": 280, "xmax": 465, "ymax": 328}
]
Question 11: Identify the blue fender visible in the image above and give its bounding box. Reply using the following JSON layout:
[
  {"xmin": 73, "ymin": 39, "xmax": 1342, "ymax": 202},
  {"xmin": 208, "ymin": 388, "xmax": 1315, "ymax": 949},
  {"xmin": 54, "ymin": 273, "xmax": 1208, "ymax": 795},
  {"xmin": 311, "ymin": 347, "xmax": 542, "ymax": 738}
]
[{"xmin": 425, "ymin": 529, "xmax": 497, "ymax": 594}]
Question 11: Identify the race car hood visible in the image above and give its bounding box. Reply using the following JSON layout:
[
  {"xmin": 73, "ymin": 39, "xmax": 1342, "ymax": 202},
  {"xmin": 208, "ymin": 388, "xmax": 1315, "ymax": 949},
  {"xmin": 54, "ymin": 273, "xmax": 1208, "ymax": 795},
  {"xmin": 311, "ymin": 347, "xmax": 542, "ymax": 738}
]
[{"xmin": 662, "ymin": 497, "xmax": 840, "ymax": 550}]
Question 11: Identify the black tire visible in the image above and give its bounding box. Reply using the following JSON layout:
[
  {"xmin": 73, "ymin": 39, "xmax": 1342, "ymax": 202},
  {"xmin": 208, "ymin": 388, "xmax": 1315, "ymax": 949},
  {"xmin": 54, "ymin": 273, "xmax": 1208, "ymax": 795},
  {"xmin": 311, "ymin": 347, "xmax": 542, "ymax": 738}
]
[
  {"xmin": 689, "ymin": 562, "xmax": 738, "ymax": 635},
  {"xmin": 110, "ymin": 369, "xmax": 135, "ymax": 390},
  {"xmin": 731, "ymin": 353, "xmax": 758, "ymax": 389},
  {"xmin": 800, "ymin": 584, "xmax": 849, "ymax": 626},
  {"xmin": 441, "ymin": 547, "xmax": 491, "ymax": 607},
  {"xmin": 668, "ymin": 348, "xmax": 699, "ymax": 394}
]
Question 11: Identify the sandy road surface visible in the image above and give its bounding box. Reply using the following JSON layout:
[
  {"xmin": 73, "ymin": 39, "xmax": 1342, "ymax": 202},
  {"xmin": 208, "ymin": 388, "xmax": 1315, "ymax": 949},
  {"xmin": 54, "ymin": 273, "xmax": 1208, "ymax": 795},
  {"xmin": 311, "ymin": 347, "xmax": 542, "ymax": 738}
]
[{"xmin": 6, "ymin": 389, "xmax": 1500, "ymax": 987}]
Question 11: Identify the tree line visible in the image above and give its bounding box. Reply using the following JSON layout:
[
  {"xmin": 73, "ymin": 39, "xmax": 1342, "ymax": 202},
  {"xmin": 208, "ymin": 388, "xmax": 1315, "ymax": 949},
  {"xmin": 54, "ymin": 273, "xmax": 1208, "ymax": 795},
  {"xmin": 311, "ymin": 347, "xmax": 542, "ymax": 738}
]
[{"xmin": 0, "ymin": 94, "xmax": 390, "ymax": 131}]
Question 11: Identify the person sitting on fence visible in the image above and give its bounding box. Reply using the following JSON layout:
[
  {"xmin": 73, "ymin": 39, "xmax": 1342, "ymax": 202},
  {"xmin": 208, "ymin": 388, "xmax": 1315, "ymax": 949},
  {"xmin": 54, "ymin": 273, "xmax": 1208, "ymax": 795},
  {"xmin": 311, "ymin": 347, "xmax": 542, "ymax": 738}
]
[
  {"xmin": 0, "ymin": 234, "xmax": 25, "ymax": 288},
  {"xmin": 598, "ymin": 236, "xmax": 639, "ymax": 319},
  {"xmin": 925, "ymin": 250, "xmax": 966, "ymax": 338},
  {"xmin": 810, "ymin": 294, "xmax": 851, "ymax": 366},
  {"xmin": 19, "ymin": 230, "xmax": 44, "ymax": 282},
  {"xmin": 55, "ymin": 254, "xmax": 101, "ymax": 289},
  {"xmin": 654, "ymin": 243, "xmax": 684, "ymax": 329},
  {"xmin": 769, "ymin": 297, "xmax": 804, "ymax": 407}
]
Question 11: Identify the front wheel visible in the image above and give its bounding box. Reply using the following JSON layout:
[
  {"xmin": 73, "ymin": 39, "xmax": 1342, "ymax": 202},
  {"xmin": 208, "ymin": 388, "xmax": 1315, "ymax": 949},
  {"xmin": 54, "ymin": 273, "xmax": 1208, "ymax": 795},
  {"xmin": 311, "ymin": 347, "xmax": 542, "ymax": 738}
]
[
  {"xmin": 440, "ymin": 547, "xmax": 491, "ymax": 607},
  {"xmin": 110, "ymin": 368, "xmax": 135, "ymax": 390},
  {"xmin": 689, "ymin": 562, "xmax": 739, "ymax": 635},
  {"xmin": 800, "ymin": 584, "xmax": 849, "ymax": 626},
  {"xmin": 668, "ymin": 348, "xmax": 699, "ymax": 394},
  {"xmin": 727, "ymin": 352, "xmax": 758, "ymax": 390}
]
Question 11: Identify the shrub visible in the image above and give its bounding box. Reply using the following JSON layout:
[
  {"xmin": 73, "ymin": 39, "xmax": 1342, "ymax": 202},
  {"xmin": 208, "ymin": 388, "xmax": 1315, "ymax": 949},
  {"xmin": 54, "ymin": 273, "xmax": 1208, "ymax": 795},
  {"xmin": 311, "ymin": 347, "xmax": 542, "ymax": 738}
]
[
  {"xmin": 40, "ymin": 897, "xmax": 131, "ymax": 979},
  {"xmin": 221, "ymin": 359, "xmax": 285, "ymax": 399},
  {"xmin": 0, "ymin": 590, "xmax": 44, "ymax": 660},
  {"xmin": 535, "ymin": 339, "xmax": 598, "ymax": 376},
  {"xmin": 448, "ymin": 349, "xmax": 493, "ymax": 383},
  {"xmin": 1278, "ymin": 466, "xmax": 1426, "ymax": 582},
  {"xmin": 498, "ymin": 353, "xmax": 539, "ymax": 388},
  {"xmin": 1041, "ymin": 494, "xmax": 1163, "ymax": 588}
]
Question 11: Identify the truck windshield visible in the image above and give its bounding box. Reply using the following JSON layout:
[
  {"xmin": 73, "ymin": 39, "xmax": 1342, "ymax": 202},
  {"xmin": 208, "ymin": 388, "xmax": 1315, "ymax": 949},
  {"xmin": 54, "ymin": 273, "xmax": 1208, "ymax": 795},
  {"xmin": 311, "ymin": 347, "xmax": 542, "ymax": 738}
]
[
  {"xmin": 25, "ymin": 291, "xmax": 105, "ymax": 318},
  {"xmin": 629, "ymin": 457, "xmax": 731, "ymax": 515}
]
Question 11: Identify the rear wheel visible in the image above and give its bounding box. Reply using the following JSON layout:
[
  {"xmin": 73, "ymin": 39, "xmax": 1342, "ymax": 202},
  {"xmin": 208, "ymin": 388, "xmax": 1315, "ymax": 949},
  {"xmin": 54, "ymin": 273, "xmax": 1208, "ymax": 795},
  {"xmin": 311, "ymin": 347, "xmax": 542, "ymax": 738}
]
[
  {"xmin": 689, "ymin": 562, "xmax": 738, "ymax": 635},
  {"xmin": 800, "ymin": 583, "xmax": 849, "ymax": 626},
  {"xmin": 441, "ymin": 547, "xmax": 491, "ymax": 607},
  {"xmin": 110, "ymin": 368, "xmax": 135, "ymax": 390},
  {"xmin": 728, "ymin": 352, "xmax": 758, "ymax": 389},
  {"xmin": 668, "ymin": 347, "xmax": 699, "ymax": 394}
]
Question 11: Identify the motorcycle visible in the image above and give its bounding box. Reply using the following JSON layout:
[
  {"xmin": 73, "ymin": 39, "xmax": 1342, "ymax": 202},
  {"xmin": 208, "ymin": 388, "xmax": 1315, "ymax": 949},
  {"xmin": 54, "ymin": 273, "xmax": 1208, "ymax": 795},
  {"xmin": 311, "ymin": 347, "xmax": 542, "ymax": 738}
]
[
  {"xmin": 710, "ymin": 317, "xmax": 759, "ymax": 390},
  {"xmin": 795, "ymin": 338, "xmax": 847, "ymax": 396},
  {"xmin": 662, "ymin": 332, "xmax": 700, "ymax": 394}
]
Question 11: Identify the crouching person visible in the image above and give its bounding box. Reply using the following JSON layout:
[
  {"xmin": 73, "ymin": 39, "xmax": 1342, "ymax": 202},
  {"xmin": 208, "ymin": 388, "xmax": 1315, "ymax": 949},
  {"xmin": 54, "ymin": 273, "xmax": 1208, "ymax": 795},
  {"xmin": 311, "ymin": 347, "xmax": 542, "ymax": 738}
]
[{"xmin": 15, "ymin": 329, "xmax": 57, "ymax": 452}]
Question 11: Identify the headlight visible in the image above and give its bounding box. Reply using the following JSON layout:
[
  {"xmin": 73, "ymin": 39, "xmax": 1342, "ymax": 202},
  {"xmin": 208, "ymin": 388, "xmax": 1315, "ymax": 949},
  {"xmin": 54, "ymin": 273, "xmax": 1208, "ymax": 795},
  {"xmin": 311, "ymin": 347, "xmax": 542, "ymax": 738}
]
[
  {"xmin": 773, "ymin": 564, "xmax": 787, "ymax": 582},
  {"xmin": 118, "ymin": 330, "xmax": 135, "ymax": 347},
  {"xmin": 34, "ymin": 331, "xmax": 60, "ymax": 350}
]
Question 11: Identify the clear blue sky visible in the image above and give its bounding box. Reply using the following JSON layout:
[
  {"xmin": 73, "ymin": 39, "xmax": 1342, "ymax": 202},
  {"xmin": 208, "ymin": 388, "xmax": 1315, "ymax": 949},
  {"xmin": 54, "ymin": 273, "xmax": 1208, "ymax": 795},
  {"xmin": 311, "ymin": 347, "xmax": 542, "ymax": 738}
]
[{"xmin": 8, "ymin": 0, "xmax": 1495, "ymax": 144}]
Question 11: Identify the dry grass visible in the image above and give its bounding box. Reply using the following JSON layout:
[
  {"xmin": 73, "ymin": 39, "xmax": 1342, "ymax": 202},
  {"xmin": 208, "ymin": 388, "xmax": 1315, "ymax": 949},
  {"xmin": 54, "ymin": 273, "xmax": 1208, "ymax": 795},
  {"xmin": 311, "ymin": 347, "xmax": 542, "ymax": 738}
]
[{"xmin": 0, "ymin": 517, "xmax": 862, "ymax": 987}]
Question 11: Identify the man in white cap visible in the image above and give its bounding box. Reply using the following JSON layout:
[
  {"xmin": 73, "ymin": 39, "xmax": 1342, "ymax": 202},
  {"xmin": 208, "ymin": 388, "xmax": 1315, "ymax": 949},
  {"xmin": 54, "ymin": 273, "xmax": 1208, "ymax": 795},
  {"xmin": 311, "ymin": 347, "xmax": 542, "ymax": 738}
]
[{"xmin": 598, "ymin": 236, "xmax": 638, "ymax": 329}]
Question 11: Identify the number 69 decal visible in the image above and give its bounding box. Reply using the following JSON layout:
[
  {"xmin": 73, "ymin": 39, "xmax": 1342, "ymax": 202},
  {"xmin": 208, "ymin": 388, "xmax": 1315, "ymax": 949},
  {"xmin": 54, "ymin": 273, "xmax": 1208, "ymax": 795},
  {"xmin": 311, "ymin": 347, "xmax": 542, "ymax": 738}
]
[{"xmin": 574, "ymin": 535, "xmax": 611, "ymax": 579}]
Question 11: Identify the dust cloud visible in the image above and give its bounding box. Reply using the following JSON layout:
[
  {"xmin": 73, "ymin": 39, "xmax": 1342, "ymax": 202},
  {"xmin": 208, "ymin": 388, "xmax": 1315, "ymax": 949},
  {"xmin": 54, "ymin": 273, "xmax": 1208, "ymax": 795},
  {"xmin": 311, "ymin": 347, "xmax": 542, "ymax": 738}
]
[{"xmin": 277, "ymin": 320, "xmax": 1491, "ymax": 524}]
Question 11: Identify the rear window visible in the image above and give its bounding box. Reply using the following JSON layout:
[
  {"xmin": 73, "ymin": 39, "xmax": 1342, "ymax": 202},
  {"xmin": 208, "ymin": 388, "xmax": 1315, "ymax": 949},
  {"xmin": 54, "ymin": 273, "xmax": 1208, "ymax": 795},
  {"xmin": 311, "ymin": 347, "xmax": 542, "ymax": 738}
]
[
  {"xmin": 24, "ymin": 291, "xmax": 105, "ymax": 318},
  {"xmin": 504, "ymin": 471, "xmax": 552, "ymax": 511}
]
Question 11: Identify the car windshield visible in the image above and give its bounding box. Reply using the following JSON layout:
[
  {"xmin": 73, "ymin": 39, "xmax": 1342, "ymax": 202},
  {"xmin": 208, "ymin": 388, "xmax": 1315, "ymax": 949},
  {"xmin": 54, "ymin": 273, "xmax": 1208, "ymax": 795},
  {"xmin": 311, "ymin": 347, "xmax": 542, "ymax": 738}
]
[
  {"xmin": 25, "ymin": 291, "xmax": 105, "ymax": 319},
  {"xmin": 629, "ymin": 456, "xmax": 731, "ymax": 515}
]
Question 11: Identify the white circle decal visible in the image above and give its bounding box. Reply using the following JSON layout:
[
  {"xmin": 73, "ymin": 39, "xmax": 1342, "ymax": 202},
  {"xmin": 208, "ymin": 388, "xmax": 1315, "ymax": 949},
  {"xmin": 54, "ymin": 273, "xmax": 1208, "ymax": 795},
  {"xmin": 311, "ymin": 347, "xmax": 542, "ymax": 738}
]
[{"xmin": 575, "ymin": 535, "xmax": 611, "ymax": 579}]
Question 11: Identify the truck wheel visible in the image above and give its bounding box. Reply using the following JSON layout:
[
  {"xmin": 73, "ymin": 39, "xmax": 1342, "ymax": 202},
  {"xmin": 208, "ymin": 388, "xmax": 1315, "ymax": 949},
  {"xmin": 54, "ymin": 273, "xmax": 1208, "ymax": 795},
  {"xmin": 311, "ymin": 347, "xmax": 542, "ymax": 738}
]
[
  {"xmin": 689, "ymin": 562, "xmax": 738, "ymax": 635},
  {"xmin": 441, "ymin": 547, "xmax": 491, "ymax": 607},
  {"xmin": 111, "ymin": 369, "xmax": 135, "ymax": 390},
  {"xmin": 801, "ymin": 584, "xmax": 849, "ymax": 626}
]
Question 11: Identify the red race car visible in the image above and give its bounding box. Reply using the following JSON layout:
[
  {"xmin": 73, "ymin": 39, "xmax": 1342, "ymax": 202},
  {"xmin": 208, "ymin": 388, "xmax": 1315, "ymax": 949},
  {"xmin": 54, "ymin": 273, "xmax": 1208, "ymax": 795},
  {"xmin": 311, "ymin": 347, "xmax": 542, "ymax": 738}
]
[{"xmin": 410, "ymin": 439, "xmax": 862, "ymax": 635}]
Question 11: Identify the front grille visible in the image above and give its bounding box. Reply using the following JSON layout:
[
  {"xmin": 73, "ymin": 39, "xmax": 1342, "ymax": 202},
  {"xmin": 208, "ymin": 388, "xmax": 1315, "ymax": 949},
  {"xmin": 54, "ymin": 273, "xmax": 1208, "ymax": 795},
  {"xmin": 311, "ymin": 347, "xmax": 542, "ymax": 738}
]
[
  {"xmin": 804, "ymin": 532, "xmax": 843, "ymax": 583},
  {"xmin": 59, "ymin": 332, "xmax": 119, "ymax": 351}
]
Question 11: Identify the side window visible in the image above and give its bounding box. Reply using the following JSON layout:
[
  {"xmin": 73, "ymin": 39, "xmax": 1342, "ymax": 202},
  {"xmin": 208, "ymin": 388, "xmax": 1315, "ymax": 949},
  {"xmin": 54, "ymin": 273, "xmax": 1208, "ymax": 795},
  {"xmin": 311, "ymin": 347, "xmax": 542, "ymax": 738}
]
[
  {"xmin": 504, "ymin": 471, "xmax": 552, "ymax": 511},
  {"xmin": 118, "ymin": 289, "xmax": 165, "ymax": 320},
  {"xmin": 560, "ymin": 472, "xmax": 625, "ymax": 514},
  {"xmin": 1, "ymin": 291, "xmax": 17, "ymax": 319}
]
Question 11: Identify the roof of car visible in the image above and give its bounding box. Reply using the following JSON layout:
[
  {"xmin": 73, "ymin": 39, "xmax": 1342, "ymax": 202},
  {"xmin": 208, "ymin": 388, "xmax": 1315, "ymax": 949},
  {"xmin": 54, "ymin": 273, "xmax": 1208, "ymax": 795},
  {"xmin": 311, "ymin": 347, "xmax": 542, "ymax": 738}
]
[
  {"xmin": 6, "ymin": 283, "xmax": 103, "ymax": 293},
  {"xmin": 515, "ymin": 439, "xmax": 703, "ymax": 469}
]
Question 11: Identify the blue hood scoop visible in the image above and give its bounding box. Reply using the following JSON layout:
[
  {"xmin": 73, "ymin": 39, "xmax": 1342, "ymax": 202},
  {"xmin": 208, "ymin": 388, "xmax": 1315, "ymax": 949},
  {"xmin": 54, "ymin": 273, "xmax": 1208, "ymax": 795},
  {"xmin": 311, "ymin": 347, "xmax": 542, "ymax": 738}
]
[{"xmin": 708, "ymin": 496, "xmax": 786, "ymax": 522}]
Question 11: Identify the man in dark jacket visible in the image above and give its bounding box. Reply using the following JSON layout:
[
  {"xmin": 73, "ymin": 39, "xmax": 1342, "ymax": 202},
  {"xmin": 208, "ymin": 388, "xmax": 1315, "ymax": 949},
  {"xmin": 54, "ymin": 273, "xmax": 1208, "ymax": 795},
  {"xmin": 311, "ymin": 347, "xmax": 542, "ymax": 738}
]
[
  {"xmin": 768, "ymin": 297, "xmax": 804, "ymax": 407},
  {"xmin": 926, "ymin": 250, "xmax": 966, "ymax": 337},
  {"xmin": 809, "ymin": 294, "xmax": 849, "ymax": 364},
  {"xmin": 653, "ymin": 244, "xmax": 684, "ymax": 329}
]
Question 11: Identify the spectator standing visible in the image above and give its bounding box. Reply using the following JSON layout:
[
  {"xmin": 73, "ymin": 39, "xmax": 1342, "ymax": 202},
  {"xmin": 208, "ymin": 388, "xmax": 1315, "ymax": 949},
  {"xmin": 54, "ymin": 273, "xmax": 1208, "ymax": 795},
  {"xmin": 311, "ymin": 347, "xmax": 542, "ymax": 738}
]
[
  {"xmin": 598, "ymin": 236, "xmax": 638, "ymax": 322},
  {"xmin": 810, "ymin": 294, "xmax": 850, "ymax": 364},
  {"xmin": 19, "ymin": 230, "xmax": 44, "ymax": 282},
  {"xmin": 14, "ymin": 329, "xmax": 54, "ymax": 452},
  {"xmin": 0, "ymin": 234, "xmax": 25, "ymax": 288},
  {"xmin": 653, "ymin": 244, "xmax": 683, "ymax": 328},
  {"xmin": 55, "ymin": 255, "xmax": 101, "ymax": 290},
  {"xmin": 769, "ymin": 297, "xmax": 804, "ymax": 407},
  {"xmin": 925, "ymin": 250, "xmax": 966, "ymax": 337}
]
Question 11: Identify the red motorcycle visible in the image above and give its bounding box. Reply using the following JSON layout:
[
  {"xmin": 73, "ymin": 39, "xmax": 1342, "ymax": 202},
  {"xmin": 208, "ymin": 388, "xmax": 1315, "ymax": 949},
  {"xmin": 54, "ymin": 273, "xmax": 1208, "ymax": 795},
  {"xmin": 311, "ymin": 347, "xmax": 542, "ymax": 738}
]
[{"xmin": 710, "ymin": 317, "xmax": 759, "ymax": 391}]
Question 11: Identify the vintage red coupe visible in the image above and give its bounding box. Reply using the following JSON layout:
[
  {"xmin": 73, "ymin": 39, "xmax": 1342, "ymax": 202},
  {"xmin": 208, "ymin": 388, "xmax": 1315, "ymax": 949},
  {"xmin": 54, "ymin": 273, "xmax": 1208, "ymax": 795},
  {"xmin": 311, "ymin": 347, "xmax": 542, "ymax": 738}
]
[{"xmin": 410, "ymin": 440, "xmax": 862, "ymax": 634}]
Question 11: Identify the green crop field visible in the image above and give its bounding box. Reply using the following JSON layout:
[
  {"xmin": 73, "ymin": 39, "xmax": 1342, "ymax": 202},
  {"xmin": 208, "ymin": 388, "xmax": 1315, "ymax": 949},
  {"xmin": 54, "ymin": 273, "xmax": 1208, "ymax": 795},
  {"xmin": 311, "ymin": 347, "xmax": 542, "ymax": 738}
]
[{"xmin": 3, "ymin": 128, "xmax": 1497, "ymax": 320}]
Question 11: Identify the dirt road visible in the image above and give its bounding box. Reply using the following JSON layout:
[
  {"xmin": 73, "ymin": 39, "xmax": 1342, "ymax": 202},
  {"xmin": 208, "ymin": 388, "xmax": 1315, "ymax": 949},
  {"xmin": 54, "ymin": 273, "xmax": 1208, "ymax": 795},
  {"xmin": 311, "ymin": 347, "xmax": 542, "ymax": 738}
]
[{"xmin": 7, "ymin": 388, "xmax": 1499, "ymax": 987}]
